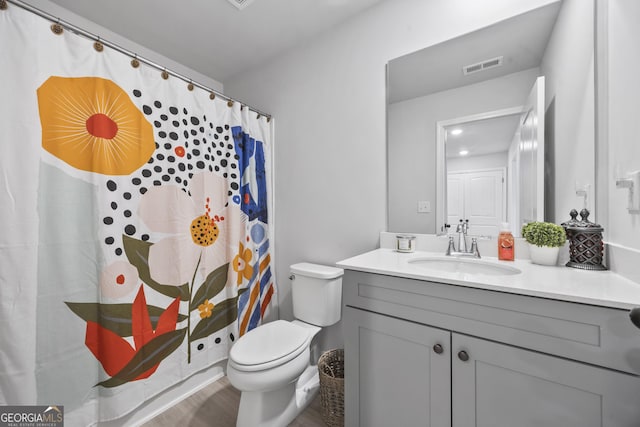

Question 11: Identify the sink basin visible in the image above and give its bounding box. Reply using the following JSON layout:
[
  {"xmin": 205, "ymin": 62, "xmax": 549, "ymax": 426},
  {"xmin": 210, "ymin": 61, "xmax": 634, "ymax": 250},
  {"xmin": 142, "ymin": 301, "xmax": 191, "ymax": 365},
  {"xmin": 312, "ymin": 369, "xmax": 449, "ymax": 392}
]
[{"xmin": 408, "ymin": 257, "xmax": 521, "ymax": 276}]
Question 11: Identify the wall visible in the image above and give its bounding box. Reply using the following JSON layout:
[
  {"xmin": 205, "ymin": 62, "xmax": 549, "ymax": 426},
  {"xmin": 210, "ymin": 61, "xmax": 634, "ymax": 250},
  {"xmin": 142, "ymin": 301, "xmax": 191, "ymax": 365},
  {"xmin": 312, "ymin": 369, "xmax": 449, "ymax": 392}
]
[
  {"xmin": 388, "ymin": 68, "xmax": 539, "ymax": 233},
  {"xmin": 540, "ymin": 0, "xmax": 595, "ymax": 223},
  {"xmin": 223, "ymin": 0, "xmax": 559, "ymax": 334},
  {"xmin": 602, "ymin": 0, "xmax": 640, "ymax": 281}
]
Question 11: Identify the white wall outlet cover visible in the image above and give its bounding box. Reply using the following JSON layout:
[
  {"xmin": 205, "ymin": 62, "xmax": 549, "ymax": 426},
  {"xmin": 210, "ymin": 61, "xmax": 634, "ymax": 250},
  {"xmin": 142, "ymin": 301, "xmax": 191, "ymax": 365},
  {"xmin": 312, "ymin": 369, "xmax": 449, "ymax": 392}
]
[{"xmin": 417, "ymin": 201, "xmax": 431, "ymax": 213}]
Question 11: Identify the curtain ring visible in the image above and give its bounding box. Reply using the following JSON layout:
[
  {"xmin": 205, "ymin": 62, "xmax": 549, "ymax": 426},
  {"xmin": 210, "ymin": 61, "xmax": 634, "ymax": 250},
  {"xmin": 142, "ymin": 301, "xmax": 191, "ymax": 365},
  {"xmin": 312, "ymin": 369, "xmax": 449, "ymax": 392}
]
[
  {"xmin": 94, "ymin": 37, "xmax": 104, "ymax": 52},
  {"xmin": 227, "ymin": 100, "xmax": 234, "ymax": 108},
  {"xmin": 209, "ymin": 92, "xmax": 216, "ymax": 100},
  {"xmin": 50, "ymin": 18, "xmax": 63, "ymax": 35},
  {"xmin": 50, "ymin": 22, "xmax": 63, "ymax": 35},
  {"xmin": 161, "ymin": 69, "xmax": 169, "ymax": 80},
  {"xmin": 256, "ymin": 113, "xmax": 261, "ymax": 120},
  {"xmin": 131, "ymin": 54, "xmax": 140, "ymax": 68},
  {"xmin": 187, "ymin": 80, "xmax": 194, "ymax": 91},
  {"xmin": 267, "ymin": 117, "xmax": 271, "ymax": 123},
  {"xmin": 0, "ymin": 1, "xmax": 8, "ymax": 11}
]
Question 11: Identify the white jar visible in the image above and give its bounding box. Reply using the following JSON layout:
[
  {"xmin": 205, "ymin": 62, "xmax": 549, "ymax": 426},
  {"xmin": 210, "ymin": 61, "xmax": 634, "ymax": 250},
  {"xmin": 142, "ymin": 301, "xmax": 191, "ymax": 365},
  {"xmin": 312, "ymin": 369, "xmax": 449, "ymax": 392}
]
[{"xmin": 396, "ymin": 234, "xmax": 416, "ymax": 253}]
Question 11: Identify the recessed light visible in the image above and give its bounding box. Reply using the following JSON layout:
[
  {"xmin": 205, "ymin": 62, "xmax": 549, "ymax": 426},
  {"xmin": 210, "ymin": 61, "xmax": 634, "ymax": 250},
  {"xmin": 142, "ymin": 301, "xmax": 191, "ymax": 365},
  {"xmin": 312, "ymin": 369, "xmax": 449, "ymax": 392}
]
[
  {"xmin": 459, "ymin": 150, "xmax": 469, "ymax": 156},
  {"xmin": 450, "ymin": 128, "xmax": 463, "ymax": 136}
]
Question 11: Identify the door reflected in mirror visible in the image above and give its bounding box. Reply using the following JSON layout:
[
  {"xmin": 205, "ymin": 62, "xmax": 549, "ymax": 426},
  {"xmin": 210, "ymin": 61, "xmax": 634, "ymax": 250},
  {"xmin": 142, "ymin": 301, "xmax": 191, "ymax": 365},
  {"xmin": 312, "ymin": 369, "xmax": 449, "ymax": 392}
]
[
  {"xmin": 444, "ymin": 114, "xmax": 517, "ymax": 237},
  {"xmin": 440, "ymin": 77, "xmax": 545, "ymax": 237}
]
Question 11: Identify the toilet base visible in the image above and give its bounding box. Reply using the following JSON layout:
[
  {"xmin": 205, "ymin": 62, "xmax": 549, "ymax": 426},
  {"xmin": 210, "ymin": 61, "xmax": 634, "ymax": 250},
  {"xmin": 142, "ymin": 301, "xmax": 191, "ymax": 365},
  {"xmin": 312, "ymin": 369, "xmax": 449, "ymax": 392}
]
[{"xmin": 235, "ymin": 365, "xmax": 320, "ymax": 427}]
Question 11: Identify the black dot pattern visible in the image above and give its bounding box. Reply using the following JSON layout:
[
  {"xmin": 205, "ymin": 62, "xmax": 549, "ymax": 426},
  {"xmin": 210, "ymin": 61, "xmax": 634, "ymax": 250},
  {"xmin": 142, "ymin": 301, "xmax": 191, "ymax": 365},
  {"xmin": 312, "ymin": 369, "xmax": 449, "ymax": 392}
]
[{"xmin": 100, "ymin": 88, "xmax": 241, "ymax": 257}]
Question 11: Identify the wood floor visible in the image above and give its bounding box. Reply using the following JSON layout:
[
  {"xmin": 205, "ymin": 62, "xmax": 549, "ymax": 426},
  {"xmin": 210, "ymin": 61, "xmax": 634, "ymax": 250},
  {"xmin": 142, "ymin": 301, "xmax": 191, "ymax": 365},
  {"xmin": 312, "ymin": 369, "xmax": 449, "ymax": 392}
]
[{"xmin": 142, "ymin": 376, "xmax": 326, "ymax": 427}]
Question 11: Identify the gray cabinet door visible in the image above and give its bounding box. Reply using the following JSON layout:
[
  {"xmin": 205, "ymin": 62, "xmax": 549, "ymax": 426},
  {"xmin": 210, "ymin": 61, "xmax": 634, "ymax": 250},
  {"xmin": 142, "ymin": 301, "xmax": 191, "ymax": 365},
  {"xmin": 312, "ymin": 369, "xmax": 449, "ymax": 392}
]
[
  {"xmin": 344, "ymin": 307, "xmax": 451, "ymax": 427},
  {"xmin": 452, "ymin": 333, "xmax": 640, "ymax": 427}
]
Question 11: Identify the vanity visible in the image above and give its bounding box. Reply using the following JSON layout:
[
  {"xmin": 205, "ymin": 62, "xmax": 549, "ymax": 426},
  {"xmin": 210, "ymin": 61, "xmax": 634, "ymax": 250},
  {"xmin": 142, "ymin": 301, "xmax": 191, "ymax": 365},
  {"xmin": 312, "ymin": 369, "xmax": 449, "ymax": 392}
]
[
  {"xmin": 337, "ymin": 245, "xmax": 640, "ymax": 427},
  {"xmin": 354, "ymin": 0, "xmax": 640, "ymax": 423}
]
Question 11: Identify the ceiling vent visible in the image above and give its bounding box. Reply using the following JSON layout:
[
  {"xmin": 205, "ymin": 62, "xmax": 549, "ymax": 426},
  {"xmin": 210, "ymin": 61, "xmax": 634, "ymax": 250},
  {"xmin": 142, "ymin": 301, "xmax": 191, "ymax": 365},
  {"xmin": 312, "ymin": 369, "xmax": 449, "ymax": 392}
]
[
  {"xmin": 462, "ymin": 56, "xmax": 504, "ymax": 75},
  {"xmin": 227, "ymin": 0, "xmax": 256, "ymax": 10}
]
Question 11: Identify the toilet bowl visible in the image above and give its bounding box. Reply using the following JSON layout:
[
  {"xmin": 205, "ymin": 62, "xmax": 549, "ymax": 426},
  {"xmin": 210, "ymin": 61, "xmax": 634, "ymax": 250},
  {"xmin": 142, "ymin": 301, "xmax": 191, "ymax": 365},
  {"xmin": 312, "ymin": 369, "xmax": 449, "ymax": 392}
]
[
  {"xmin": 226, "ymin": 263, "xmax": 343, "ymax": 427},
  {"xmin": 227, "ymin": 320, "xmax": 319, "ymax": 392}
]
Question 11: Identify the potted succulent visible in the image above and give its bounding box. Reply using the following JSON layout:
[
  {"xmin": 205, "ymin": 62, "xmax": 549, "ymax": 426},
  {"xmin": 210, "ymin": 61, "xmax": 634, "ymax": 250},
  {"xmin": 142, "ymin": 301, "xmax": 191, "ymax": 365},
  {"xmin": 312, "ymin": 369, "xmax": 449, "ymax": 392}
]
[{"xmin": 521, "ymin": 221, "xmax": 567, "ymax": 266}]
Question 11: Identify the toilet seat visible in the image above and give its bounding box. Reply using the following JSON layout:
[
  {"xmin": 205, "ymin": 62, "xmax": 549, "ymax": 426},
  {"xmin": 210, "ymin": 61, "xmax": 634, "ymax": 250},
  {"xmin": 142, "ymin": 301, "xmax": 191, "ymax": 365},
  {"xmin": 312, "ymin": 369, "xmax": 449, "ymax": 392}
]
[{"xmin": 229, "ymin": 320, "xmax": 311, "ymax": 372}]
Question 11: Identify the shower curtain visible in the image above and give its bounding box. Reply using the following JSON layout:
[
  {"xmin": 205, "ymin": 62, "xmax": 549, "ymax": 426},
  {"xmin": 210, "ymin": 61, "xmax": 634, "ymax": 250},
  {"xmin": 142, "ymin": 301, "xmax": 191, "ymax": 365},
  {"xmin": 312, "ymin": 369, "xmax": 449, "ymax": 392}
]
[{"xmin": 0, "ymin": 4, "xmax": 276, "ymax": 425}]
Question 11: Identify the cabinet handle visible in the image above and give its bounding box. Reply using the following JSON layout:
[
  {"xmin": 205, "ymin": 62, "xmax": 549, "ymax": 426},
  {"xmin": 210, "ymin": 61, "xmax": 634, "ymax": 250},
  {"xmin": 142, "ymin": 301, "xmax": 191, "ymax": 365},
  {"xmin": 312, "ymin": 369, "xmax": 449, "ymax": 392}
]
[
  {"xmin": 630, "ymin": 308, "xmax": 640, "ymax": 330},
  {"xmin": 433, "ymin": 344, "xmax": 444, "ymax": 354},
  {"xmin": 457, "ymin": 350, "xmax": 469, "ymax": 362}
]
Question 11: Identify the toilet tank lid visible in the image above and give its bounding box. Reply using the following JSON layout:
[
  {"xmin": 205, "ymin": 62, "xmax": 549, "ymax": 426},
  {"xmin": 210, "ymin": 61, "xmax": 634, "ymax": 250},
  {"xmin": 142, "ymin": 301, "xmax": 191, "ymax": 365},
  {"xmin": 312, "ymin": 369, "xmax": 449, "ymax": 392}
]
[{"xmin": 290, "ymin": 262, "xmax": 343, "ymax": 279}]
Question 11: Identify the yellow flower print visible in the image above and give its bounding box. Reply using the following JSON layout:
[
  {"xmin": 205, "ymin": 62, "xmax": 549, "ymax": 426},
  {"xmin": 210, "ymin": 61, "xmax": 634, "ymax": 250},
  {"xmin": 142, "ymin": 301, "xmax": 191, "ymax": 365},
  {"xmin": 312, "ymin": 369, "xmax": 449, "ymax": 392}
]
[
  {"xmin": 233, "ymin": 242, "xmax": 254, "ymax": 285},
  {"xmin": 198, "ymin": 299, "xmax": 214, "ymax": 319},
  {"xmin": 37, "ymin": 76, "xmax": 155, "ymax": 175}
]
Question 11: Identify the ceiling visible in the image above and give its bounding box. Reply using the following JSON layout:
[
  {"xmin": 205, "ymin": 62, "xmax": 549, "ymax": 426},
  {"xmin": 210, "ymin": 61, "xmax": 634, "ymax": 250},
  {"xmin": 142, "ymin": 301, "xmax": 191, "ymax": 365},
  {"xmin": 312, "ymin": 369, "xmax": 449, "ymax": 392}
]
[
  {"xmin": 45, "ymin": 0, "xmax": 388, "ymax": 82},
  {"xmin": 445, "ymin": 114, "xmax": 521, "ymax": 159}
]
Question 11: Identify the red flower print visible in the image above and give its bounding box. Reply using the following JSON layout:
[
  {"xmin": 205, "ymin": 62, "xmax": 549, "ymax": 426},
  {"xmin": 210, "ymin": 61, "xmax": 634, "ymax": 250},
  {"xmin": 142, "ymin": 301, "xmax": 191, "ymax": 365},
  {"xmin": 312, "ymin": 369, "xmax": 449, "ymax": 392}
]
[{"xmin": 84, "ymin": 286, "xmax": 180, "ymax": 381}]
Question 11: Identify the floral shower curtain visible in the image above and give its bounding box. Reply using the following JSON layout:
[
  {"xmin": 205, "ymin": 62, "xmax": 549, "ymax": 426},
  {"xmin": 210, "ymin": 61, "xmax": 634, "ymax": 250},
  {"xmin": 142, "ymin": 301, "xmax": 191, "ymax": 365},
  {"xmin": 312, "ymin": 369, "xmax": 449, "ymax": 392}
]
[{"xmin": 0, "ymin": 4, "xmax": 276, "ymax": 425}]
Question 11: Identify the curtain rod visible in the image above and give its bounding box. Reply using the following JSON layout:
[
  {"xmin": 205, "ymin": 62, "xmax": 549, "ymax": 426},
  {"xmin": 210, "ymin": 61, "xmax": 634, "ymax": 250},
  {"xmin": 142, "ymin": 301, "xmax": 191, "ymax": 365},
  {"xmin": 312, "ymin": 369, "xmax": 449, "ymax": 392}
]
[{"xmin": 3, "ymin": 0, "xmax": 272, "ymax": 120}]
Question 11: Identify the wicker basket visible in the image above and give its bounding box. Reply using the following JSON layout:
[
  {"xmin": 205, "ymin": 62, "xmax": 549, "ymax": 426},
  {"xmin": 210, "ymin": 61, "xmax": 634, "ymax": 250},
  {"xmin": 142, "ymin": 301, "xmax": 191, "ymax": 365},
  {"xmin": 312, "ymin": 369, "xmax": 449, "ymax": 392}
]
[{"xmin": 318, "ymin": 349, "xmax": 345, "ymax": 427}]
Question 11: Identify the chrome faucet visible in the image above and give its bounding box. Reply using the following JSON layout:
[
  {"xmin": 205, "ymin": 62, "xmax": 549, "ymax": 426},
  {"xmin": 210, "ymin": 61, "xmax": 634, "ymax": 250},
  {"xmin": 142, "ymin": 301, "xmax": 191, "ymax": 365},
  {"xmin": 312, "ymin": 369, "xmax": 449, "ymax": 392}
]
[
  {"xmin": 445, "ymin": 219, "xmax": 480, "ymax": 258},
  {"xmin": 456, "ymin": 219, "xmax": 468, "ymax": 253}
]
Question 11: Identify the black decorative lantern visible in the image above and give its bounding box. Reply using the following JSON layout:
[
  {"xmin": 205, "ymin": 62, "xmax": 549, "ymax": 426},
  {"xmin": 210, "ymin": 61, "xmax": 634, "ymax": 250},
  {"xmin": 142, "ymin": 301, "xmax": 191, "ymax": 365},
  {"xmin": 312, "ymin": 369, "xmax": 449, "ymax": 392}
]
[{"xmin": 561, "ymin": 209, "xmax": 606, "ymax": 270}]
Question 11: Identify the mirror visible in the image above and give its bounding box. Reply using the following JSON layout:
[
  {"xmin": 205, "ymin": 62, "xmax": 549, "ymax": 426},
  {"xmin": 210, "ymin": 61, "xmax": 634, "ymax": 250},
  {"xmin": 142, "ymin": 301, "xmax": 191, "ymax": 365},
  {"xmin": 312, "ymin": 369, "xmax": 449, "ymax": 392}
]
[{"xmin": 387, "ymin": 0, "xmax": 595, "ymax": 237}]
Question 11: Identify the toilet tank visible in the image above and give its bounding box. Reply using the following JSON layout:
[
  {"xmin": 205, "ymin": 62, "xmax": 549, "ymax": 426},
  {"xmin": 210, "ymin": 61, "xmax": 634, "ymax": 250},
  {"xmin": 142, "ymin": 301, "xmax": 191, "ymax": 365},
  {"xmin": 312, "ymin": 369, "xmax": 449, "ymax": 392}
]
[{"xmin": 290, "ymin": 263, "xmax": 343, "ymax": 326}]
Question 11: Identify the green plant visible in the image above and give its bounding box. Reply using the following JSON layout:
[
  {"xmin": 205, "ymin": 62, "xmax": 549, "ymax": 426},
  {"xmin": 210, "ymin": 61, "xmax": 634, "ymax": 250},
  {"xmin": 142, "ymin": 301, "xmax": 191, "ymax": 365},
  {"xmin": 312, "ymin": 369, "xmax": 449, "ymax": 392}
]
[{"xmin": 521, "ymin": 222, "xmax": 566, "ymax": 247}]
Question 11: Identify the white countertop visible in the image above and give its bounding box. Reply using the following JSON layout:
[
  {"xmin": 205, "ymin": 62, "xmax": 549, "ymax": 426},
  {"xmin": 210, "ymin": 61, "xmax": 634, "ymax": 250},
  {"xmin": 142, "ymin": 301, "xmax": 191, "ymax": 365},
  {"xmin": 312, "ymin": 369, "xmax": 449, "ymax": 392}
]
[{"xmin": 336, "ymin": 248, "xmax": 640, "ymax": 310}]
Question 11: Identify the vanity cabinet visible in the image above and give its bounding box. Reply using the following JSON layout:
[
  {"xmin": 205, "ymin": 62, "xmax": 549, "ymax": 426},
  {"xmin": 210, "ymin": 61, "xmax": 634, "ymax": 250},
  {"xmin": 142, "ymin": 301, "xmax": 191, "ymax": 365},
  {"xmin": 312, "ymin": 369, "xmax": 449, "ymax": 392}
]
[
  {"xmin": 343, "ymin": 270, "xmax": 640, "ymax": 427},
  {"xmin": 452, "ymin": 334, "xmax": 640, "ymax": 427},
  {"xmin": 344, "ymin": 307, "xmax": 451, "ymax": 426}
]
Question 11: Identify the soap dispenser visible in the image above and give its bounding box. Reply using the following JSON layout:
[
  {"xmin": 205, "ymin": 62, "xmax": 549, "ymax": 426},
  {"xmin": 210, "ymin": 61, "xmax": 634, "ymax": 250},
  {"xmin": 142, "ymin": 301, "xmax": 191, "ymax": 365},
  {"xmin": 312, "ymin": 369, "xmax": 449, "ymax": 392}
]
[{"xmin": 498, "ymin": 222, "xmax": 514, "ymax": 261}]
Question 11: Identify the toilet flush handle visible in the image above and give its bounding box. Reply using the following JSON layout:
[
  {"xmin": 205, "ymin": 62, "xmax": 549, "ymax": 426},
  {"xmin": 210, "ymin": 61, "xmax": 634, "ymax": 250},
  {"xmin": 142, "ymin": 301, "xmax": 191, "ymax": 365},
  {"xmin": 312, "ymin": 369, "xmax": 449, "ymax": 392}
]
[{"xmin": 289, "ymin": 274, "xmax": 295, "ymax": 281}]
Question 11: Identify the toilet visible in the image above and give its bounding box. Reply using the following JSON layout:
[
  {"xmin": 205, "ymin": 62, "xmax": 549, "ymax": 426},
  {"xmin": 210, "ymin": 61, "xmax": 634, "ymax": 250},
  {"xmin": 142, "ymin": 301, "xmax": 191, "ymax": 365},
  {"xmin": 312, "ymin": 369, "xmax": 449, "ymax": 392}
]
[{"xmin": 227, "ymin": 262, "xmax": 343, "ymax": 427}]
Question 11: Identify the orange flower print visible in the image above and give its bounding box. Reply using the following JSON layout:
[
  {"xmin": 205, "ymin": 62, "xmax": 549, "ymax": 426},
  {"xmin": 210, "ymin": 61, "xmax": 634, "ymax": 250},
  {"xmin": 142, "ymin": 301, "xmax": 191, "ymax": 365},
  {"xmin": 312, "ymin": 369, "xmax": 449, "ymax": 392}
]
[
  {"xmin": 198, "ymin": 299, "xmax": 214, "ymax": 319},
  {"xmin": 37, "ymin": 76, "xmax": 155, "ymax": 175},
  {"xmin": 233, "ymin": 242, "xmax": 254, "ymax": 285}
]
